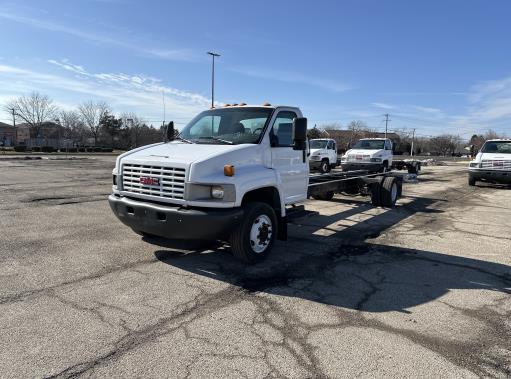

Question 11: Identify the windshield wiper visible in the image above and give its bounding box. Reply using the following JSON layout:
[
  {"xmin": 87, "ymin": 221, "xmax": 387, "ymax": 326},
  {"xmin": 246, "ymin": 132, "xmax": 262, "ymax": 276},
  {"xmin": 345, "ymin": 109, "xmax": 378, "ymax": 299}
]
[
  {"xmin": 198, "ymin": 136, "xmax": 233, "ymax": 145},
  {"xmin": 174, "ymin": 135, "xmax": 194, "ymax": 144}
]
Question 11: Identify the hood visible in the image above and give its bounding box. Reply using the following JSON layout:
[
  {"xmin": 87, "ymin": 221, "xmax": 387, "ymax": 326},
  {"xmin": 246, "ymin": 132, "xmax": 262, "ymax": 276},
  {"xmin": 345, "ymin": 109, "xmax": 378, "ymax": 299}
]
[
  {"xmin": 346, "ymin": 149, "xmax": 383, "ymax": 156},
  {"xmin": 310, "ymin": 148, "xmax": 327, "ymax": 155},
  {"xmin": 478, "ymin": 152, "xmax": 511, "ymax": 161},
  {"xmin": 119, "ymin": 141, "xmax": 248, "ymax": 166}
]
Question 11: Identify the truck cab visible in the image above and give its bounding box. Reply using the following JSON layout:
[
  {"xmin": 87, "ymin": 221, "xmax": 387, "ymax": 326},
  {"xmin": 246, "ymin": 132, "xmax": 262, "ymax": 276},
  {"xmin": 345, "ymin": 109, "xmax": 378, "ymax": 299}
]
[
  {"xmin": 309, "ymin": 138, "xmax": 338, "ymax": 173},
  {"xmin": 109, "ymin": 104, "xmax": 309, "ymax": 262},
  {"xmin": 468, "ymin": 139, "xmax": 511, "ymax": 185},
  {"xmin": 341, "ymin": 138, "xmax": 393, "ymax": 173}
]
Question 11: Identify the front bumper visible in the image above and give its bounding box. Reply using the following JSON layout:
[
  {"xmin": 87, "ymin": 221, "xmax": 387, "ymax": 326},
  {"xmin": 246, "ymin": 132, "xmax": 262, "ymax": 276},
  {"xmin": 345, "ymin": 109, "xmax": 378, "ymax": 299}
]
[
  {"xmin": 341, "ymin": 162, "xmax": 382, "ymax": 172},
  {"xmin": 469, "ymin": 170, "xmax": 511, "ymax": 184},
  {"xmin": 108, "ymin": 194, "xmax": 243, "ymax": 240}
]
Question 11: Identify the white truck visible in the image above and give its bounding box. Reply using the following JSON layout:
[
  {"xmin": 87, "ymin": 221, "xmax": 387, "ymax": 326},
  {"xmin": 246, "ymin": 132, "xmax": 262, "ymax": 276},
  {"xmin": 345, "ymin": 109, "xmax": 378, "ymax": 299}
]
[
  {"xmin": 309, "ymin": 138, "xmax": 338, "ymax": 173},
  {"xmin": 340, "ymin": 138, "xmax": 393, "ymax": 173},
  {"xmin": 468, "ymin": 139, "xmax": 511, "ymax": 186},
  {"xmin": 109, "ymin": 104, "xmax": 402, "ymax": 263}
]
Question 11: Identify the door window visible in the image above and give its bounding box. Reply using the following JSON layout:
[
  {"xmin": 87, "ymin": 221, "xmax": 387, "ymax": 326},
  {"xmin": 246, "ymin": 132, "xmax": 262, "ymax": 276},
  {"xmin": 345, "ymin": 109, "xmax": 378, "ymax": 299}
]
[
  {"xmin": 270, "ymin": 111, "xmax": 297, "ymax": 147},
  {"xmin": 385, "ymin": 140, "xmax": 392, "ymax": 150}
]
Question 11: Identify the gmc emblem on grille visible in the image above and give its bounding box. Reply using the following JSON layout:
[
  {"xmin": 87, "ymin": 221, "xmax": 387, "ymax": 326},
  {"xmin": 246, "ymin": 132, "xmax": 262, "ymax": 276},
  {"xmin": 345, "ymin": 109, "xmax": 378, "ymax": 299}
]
[{"xmin": 140, "ymin": 176, "xmax": 159, "ymax": 186}]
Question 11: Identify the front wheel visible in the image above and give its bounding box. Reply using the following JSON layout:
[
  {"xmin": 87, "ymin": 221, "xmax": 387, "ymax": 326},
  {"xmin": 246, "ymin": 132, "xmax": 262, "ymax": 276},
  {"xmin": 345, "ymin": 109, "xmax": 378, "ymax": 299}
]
[
  {"xmin": 230, "ymin": 202, "xmax": 277, "ymax": 263},
  {"xmin": 468, "ymin": 176, "xmax": 476, "ymax": 186},
  {"xmin": 319, "ymin": 159, "xmax": 330, "ymax": 173}
]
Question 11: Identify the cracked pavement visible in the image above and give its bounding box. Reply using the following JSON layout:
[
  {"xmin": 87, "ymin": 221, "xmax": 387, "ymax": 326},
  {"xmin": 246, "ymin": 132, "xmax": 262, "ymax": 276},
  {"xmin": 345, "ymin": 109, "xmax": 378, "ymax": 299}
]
[{"xmin": 0, "ymin": 156, "xmax": 510, "ymax": 378}]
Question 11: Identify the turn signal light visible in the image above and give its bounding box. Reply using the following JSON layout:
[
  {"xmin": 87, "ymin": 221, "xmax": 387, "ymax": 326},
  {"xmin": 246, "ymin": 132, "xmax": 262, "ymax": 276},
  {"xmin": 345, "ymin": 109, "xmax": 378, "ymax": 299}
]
[{"xmin": 224, "ymin": 165, "xmax": 235, "ymax": 176}]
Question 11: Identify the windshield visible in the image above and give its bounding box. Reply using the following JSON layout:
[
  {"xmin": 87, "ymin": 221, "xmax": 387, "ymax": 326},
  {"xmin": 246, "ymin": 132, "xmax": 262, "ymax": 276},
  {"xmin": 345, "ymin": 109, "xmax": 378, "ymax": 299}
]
[
  {"xmin": 310, "ymin": 140, "xmax": 328, "ymax": 149},
  {"xmin": 179, "ymin": 107, "xmax": 273, "ymax": 145},
  {"xmin": 353, "ymin": 139, "xmax": 385, "ymax": 150},
  {"xmin": 481, "ymin": 141, "xmax": 511, "ymax": 154}
]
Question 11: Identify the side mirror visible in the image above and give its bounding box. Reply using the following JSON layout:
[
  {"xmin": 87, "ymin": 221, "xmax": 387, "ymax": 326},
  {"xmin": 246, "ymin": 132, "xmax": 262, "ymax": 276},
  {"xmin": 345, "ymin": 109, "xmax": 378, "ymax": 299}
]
[
  {"xmin": 166, "ymin": 121, "xmax": 175, "ymax": 141},
  {"xmin": 292, "ymin": 117, "xmax": 307, "ymax": 151}
]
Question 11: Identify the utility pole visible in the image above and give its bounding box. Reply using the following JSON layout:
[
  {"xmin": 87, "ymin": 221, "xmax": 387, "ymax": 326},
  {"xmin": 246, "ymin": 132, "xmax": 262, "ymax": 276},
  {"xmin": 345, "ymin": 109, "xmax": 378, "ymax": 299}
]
[
  {"xmin": 384, "ymin": 114, "xmax": 390, "ymax": 138},
  {"xmin": 207, "ymin": 51, "xmax": 220, "ymax": 108},
  {"xmin": 10, "ymin": 108, "xmax": 16, "ymax": 127},
  {"xmin": 411, "ymin": 128, "xmax": 416, "ymax": 157}
]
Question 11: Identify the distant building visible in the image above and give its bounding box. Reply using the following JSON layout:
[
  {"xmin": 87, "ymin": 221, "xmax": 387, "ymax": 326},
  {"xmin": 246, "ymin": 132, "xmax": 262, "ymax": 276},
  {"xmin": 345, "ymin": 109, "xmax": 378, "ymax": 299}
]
[
  {"xmin": 0, "ymin": 122, "xmax": 17, "ymax": 146},
  {"xmin": 16, "ymin": 123, "xmax": 30, "ymax": 145}
]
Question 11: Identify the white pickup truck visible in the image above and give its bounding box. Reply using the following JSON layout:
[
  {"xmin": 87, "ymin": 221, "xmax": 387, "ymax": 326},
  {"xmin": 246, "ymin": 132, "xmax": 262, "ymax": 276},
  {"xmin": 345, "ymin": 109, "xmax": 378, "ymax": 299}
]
[
  {"xmin": 340, "ymin": 138, "xmax": 393, "ymax": 173},
  {"xmin": 109, "ymin": 104, "xmax": 401, "ymax": 263},
  {"xmin": 309, "ymin": 138, "xmax": 338, "ymax": 173},
  {"xmin": 468, "ymin": 139, "xmax": 511, "ymax": 186}
]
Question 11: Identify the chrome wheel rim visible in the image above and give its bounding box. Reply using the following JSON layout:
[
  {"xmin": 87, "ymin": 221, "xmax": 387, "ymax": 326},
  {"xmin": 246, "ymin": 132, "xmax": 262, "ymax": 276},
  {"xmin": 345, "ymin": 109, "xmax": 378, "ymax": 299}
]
[{"xmin": 249, "ymin": 215, "xmax": 272, "ymax": 253}]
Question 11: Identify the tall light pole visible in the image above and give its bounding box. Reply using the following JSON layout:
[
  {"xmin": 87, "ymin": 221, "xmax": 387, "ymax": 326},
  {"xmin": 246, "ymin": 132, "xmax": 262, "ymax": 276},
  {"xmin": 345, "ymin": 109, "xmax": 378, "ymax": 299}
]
[{"xmin": 207, "ymin": 51, "xmax": 220, "ymax": 108}]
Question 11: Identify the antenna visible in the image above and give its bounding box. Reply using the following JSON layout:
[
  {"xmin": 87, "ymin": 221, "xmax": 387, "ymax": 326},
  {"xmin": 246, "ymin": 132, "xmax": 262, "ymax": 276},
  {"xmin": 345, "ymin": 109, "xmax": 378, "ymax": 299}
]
[{"xmin": 162, "ymin": 90, "xmax": 166, "ymax": 127}]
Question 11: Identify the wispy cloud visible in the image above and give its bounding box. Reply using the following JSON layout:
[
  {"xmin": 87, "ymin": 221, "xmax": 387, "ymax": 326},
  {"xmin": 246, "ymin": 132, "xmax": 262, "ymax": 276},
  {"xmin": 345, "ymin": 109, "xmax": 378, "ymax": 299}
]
[
  {"xmin": 409, "ymin": 105, "xmax": 442, "ymax": 114},
  {"xmin": 230, "ymin": 66, "xmax": 350, "ymax": 93},
  {"xmin": 371, "ymin": 102, "xmax": 395, "ymax": 110},
  {"xmin": 0, "ymin": 10, "xmax": 198, "ymax": 62},
  {"xmin": 0, "ymin": 60, "xmax": 210, "ymax": 124},
  {"xmin": 450, "ymin": 75, "xmax": 511, "ymax": 133}
]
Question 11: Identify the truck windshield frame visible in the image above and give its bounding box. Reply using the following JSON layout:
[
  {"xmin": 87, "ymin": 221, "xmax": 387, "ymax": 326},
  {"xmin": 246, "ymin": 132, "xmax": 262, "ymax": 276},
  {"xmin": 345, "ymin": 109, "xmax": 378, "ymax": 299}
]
[
  {"xmin": 353, "ymin": 140, "xmax": 385, "ymax": 150},
  {"xmin": 310, "ymin": 140, "xmax": 328, "ymax": 149},
  {"xmin": 179, "ymin": 107, "xmax": 274, "ymax": 145},
  {"xmin": 481, "ymin": 141, "xmax": 511, "ymax": 154}
]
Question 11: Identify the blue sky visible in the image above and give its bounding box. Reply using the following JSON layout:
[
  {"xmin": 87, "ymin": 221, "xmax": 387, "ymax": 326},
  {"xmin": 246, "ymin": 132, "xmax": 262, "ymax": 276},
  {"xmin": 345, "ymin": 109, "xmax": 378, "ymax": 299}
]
[{"xmin": 1, "ymin": 0, "xmax": 510, "ymax": 138}]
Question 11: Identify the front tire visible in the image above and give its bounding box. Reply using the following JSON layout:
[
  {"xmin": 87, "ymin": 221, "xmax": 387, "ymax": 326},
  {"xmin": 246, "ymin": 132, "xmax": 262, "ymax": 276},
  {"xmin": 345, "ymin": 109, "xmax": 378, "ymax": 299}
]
[
  {"xmin": 320, "ymin": 159, "xmax": 330, "ymax": 173},
  {"xmin": 230, "ymin": 202, "xmax": 277, "ymax": 263},
  {"xmin": 468, "ymin": 175, "xmax": 476, "ymax": 186}
]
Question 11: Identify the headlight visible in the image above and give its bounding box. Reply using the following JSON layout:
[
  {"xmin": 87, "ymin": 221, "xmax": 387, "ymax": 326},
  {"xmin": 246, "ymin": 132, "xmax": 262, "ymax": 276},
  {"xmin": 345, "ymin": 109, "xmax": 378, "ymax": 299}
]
[
  {"xmin": 211, "ymin": 186, "xmax": 224, "ymax": 199},
  {"xmin": 469, "ymin": 162, "xmax": 480, "ymax": 168},
  {"xmin": 113, "ymin": 174, "xmax": 117, "ymax": 186},
  {"xmin": 370, "ymin": 158, "xmax": 382, "ymax": 162}
]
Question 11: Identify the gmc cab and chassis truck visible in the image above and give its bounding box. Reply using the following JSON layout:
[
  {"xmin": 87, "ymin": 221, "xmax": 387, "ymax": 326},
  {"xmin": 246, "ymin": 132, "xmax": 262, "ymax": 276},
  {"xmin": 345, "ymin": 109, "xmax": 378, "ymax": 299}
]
[
  {"xmin": 468, "ymin": 139, "xmax": 511, "ymax": 185},
  {"xmin": 309, "ymin": 138, "xmax": 338, "ymax": 173},
  {"xmin": 340, "ymin": 138, "xmax": 422, "ymax": 175},
  {"xmin": 109, "ymin": 104, "xmax": 402, "ymax": 263}
]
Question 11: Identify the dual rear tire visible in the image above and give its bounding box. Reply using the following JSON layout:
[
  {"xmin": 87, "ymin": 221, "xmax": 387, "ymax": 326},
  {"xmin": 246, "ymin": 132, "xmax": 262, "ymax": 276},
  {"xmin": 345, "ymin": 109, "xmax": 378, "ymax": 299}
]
[{"xmin": 371, "ymin": 176, "xmax": 399, "ymax": 207}]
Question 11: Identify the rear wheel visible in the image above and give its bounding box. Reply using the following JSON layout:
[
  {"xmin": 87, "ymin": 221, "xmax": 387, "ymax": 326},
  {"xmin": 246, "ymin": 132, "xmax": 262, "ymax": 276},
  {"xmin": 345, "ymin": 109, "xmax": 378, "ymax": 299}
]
[
  {"xmin": 370, "ymin": 183, "xmax": 382, "ymax": 206},
  {"xmin": 319, "ymin": 159, "xmax": 330, "ymax": 173},
  {"xmin": 468, "ymin": 175, "xmax": 476, "ymax": 186},
  {"xmin": 312, "ymin": 191, "xmax": 335, "ymax": 201},
  {"xmin": 381, "ymin": 177, "xmax": 398, "ymax": 207},
  {"xmin": 230, "ymin": 202, "xmax": 277, "ymax": 263}
]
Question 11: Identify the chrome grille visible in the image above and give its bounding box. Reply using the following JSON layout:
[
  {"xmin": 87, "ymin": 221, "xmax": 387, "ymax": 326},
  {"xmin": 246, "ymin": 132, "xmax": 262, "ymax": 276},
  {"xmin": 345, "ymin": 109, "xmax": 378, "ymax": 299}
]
[
  {"xmin": 122, "ymin": 164, "xmax": 186, "ymax": 199},
  {"xmin": 481, "ymin": 159, "xmax": 511, "ymax": 170},
  {"xmin": 348, "ymin": 154, "xmax": 371, "ymax": 162}
]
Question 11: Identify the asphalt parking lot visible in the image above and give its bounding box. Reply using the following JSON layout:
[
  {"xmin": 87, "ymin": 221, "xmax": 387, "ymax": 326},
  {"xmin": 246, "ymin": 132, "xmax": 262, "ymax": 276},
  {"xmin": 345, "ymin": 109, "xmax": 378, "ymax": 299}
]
[{"xmin": 0, "ymin": 156, "xmax": 510, "ymax": 378}]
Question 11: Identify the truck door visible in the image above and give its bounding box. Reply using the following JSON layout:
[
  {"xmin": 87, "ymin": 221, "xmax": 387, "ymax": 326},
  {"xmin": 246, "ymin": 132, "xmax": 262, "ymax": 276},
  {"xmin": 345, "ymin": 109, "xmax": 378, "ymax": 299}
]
[
  {"xmin": 269, "ymin": 110, "xmax": 308, "ymax": 204},
  {"xmin": 327, "ymin": 140, "xmax": 336, "ymax": 165},
  {"xmin": 385, "ymin": 139, "xmax": 393, "ymax": 164}
]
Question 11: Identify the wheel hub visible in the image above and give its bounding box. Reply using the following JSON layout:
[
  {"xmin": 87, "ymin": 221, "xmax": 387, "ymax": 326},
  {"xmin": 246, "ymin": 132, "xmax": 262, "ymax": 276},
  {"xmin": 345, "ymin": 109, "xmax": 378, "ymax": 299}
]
[{"xmin": 249, "ymin": 215, "xmax": 273, "ymax": 253}]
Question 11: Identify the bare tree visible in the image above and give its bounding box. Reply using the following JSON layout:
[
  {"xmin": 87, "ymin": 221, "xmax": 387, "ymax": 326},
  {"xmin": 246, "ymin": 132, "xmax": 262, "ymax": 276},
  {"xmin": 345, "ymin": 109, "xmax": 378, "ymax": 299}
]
[
  {"xmin": 59, "ymin": 110, "xmax": 85, "ymax": 145},
  {"xmin": 121, "ymin": 112, "xmax": 145, "ymax": 148},
  {"xmin": 346, "ymin": 120, "xmax": 370, "ymax": 148},
  {"xmin": 3, "ymin": 92, "xmax": 58, "ymax": 137},
  {"xmin": 429, "ymin": 134, "xmax": 460, "ymax": 156},
  {"xmin": 78, "ymin": 100, "xmax": 109, "ymax": 145}
]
